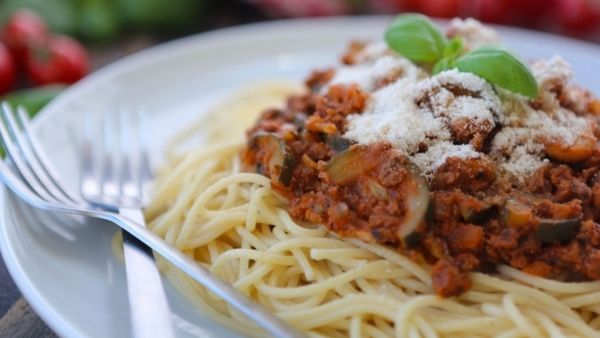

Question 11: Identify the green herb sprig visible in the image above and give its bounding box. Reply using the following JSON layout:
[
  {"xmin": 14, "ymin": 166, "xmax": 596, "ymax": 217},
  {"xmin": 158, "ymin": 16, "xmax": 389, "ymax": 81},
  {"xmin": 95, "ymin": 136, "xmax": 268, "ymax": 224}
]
[{"xmin": 385, "ymin": 14, "xmax": 538, "ymax": 98}]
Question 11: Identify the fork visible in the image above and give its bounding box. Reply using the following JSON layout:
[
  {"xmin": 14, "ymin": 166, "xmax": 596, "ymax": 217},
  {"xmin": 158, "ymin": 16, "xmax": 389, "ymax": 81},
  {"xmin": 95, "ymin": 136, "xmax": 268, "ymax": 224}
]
[
  {"xmin": 0, "ymin": 102, "xmax": 305, "ymax": 338},
  {"xmin": 79, "ymin": 108, "xmax": 175, "ymax": 338}
]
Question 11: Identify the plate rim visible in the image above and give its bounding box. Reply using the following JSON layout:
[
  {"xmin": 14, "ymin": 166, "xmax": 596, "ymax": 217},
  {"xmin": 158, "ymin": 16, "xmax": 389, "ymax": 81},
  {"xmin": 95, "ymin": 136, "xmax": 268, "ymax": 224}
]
[{"xmin": 0, "ymin": 15, "xmax": 599, "ymax": 338}]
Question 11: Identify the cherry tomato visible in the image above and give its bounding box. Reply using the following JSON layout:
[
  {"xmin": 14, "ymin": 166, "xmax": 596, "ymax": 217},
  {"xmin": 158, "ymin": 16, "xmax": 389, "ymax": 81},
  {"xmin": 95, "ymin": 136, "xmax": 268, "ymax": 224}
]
[
  {"xmin": 1, "ymin": 10, "xmax": 48, "ymax": 64},
  {"xmin": 416, "ymin": 0, "xmax": 460, "ymax": 18},
  {"xmin": 0, "ymin": 43, "xmax": 16, "ymax": 95},
  {"xmin": 25, "ymin": 35, "xmax": 89, "ymax": 85},
  {"xmin": 554, "ymin": 0, "xmax": 600, "ymax": 33}
]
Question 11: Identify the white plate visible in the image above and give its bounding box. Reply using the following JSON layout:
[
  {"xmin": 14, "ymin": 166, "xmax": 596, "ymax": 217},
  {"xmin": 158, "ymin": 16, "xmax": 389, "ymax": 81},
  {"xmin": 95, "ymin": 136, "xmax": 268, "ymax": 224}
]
[{"xmin": 0, "ymin": 17, "xmax": 599, "ymax": 338}]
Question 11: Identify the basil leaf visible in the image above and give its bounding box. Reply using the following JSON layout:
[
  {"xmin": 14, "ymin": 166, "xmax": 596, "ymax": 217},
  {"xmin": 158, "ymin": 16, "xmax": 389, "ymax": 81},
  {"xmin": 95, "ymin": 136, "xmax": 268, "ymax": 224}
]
[
  {"xmin": 433, "ymin": 37, "xmax": 463, "ymax": 74},
  {"xmin": 454, "ymin": 46, "xmax": 538, "ymax": 98},
  {"xmin": 433, "ymin": 57, "xmax": 453, "ymax": 74},
  {"xmin": 385, "ymin": 14, "xmax": 447, "ymax": 63},
  {"xmin": 443, "ymin": 37, "xmax": 463, "ymax": 60}
]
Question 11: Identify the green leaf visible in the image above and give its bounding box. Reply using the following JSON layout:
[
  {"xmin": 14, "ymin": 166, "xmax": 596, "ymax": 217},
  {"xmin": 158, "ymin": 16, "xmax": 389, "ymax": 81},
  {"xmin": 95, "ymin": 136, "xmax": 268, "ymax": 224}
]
[
  {"xmin": 1, "ymin": 85, "xmax": 65, "ymax": 116},
  {"xmin": 453, "ymin": 46, "xmax": 538, "ymax": 98},
  {"xmin": 433, "ymin": 37, "xmax": 464, "ymax": 74},
  {"xmin": 78, "ymin": 0, "xmax": 120, "ymax": 42},
  {"xmin": 385, "ymin": 14, "xmax": 447, "ymax": 63},
  {"xmin": 433, "ymin": 57, "xmax": 453, "ymax": 74},
  {"xmin": 0, "ymin": 0, "xmax": 78, "ymax": 35},
  {"xmin": 443, "ymin": 37, "xmax": 463, "ymax": 60}
]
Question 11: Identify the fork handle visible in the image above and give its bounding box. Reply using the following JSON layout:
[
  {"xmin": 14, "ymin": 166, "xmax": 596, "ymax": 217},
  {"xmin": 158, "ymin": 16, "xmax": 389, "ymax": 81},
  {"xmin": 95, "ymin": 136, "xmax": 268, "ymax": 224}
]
[{"xmin": 121, "ymin": 207, "xmax": 176, "ymax": 338}]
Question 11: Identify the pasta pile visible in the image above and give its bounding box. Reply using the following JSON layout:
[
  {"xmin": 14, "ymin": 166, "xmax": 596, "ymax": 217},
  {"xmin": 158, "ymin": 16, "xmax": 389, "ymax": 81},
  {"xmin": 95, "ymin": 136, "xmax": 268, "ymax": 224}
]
[{"xmin": 145, "ymin": 83, "xmax": 600, "ymax": 338}]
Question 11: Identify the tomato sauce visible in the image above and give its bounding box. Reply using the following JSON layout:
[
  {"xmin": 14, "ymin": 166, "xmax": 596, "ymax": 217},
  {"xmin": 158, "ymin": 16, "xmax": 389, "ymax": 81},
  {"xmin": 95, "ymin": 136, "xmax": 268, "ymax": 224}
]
[{"xmin": 243, "ymin": 52, "xmax": 600, "ymax": 297}]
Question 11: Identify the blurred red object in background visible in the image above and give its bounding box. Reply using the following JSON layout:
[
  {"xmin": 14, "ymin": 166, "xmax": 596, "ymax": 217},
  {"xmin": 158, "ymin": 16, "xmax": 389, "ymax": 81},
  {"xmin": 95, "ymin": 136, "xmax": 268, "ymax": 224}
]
[
  {"xmin": 417, "ymin": 0, "xmax": 460, "ymax": 18},
  {"xmin": 25, "ymin": 35, "xmax": 89, "ymax": 85},
  {"xmin": 554, "ymin": 0, "xmax": 600, "ymax": 34},
  {"xmin": 1, "ymin": 10, "xmax": 49, "ymax": 64},
  {"xmin": 467, "ymin": 0, "xmax": 512, "ymax": 23},
  {"xmin": 247, "ymin": 0, "xmax": 600, "ymax": 40},
  {"xmin": 247, "ymin": 0, "xmax": 351, "ymax": 17},
  {"xmin": 0, "ymin": 43, "xmax": 16, "ymax": 95}
]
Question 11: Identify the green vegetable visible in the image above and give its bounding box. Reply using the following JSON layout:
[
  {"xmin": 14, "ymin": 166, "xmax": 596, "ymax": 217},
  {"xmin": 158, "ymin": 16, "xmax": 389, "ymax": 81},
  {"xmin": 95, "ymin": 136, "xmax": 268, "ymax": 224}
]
[
  {"xmin": 0, "ymin": 85, "xmax": 63, "ymax": 157},
  {"xmin": 1, "ymin": 85, "xmax": 65, "ymax": 116},
  {"xmin": 432, "ymin": 58, "xmax": 453, "ymax": 75},
  {"xmin": 384, "ymin": 14, "xmax": 447, "ymax": 63},
  {"xmin": 324, "ymin": 134, "xmax": 356, "ymax": 153},
  {"xmin": 535, "ymin": 217, "xmax": 581, "ymax": 243},
  {"xmin": 250, "ymin": 133, "xmax": 295, "ymax": 186},
  {"xmin": 115, "ymin": 0, "xmax": 205, "ymax": 33},
  {"xmin": 385, "ymin": 14, "xmax": 539, "ymax": 98},
  {"xmin": 78, "ymin": 0, "xmax": 120, "ymax": 42},
  {"xmin": 443, "ymin": 37, "xmax": 464, "ymax": 60},
  {"xmin": 0, "ymin": 0, "xmax": 78, "ymax": 35},
  {"xmin": 433, "ymin": 37, "xmax": 463, "ymax": 74},
  {"xmin": 453, "ymin": 46, "xmax": 538, "ymax": 98}
]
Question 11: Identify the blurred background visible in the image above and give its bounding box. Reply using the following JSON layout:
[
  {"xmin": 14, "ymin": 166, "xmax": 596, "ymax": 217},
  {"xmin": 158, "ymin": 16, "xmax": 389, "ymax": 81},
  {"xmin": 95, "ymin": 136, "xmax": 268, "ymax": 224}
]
[
  {"xmin": 0, "ymin": 0, "xmax": 599, "ymax": 116},
  {"xmin": 0, "ymin": 0, "xmax": 599, "ymax": 336}
]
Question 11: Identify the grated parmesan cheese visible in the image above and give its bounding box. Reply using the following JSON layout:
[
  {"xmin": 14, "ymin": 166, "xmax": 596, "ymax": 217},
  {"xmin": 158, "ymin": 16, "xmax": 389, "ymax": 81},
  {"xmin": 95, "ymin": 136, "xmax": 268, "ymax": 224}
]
[
  {"xmin": 344, "ymin": 69, "xmax": 496, "ymax": 178},
  {"xmin": 414, "ymin": 70, "xmax": 501, "ymax": 126},
  {"xmin": 345, "ymin": 78, "xmax": 450, "ymax": 154},
  {"xmin": 412, "ymin": 142, "xmax": 481, "ymax": 180},
  {"xmin": 322, "ymin": 21, "xmax": 594, "ymax": 182},
  {"xmin": 490, "ymin": 127, "xmax": 548, "ymax": 180},
  {"xmin": 355, "ymin": 41, "xmax": 390, "ymax": 63},
  {"xmin": 531, "ymin": 56, "xmax": 573, "ymax": 90},
  {"xmin": 328, "ymin": 54, "xmax": 423, "ymax": 92},
  {"xmin": 446, "ymin": 18, "xmax": 500, "ymax": 50}
]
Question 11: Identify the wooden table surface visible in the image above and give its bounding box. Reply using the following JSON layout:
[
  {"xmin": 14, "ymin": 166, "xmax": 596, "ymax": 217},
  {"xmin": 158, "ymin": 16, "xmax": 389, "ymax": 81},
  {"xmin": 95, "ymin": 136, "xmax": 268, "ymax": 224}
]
[{"xmin": 0, "ymin": 2, "xmax": 597, "ymax": 336}]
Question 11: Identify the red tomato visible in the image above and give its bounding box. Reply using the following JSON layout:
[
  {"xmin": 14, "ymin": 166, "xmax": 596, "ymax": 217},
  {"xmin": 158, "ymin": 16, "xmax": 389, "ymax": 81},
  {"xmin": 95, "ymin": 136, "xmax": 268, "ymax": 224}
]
[
  {"xmin": 0, "ymin": 43, "xmax": 16, "ymax": 94},
  {"xmin": 25, "ymin": 35, "xmax": 89, "ymax": 85},
  {"xmin": 1, "ymin": 10, "xmax": 48, "ymax": 64},
  {"xmin": 554, "ymin": 0, "xmax": 600, "ymax": 33},
  {"xmin": 416, "ymin": 0, "xmax": 460, "ymax": 18}
]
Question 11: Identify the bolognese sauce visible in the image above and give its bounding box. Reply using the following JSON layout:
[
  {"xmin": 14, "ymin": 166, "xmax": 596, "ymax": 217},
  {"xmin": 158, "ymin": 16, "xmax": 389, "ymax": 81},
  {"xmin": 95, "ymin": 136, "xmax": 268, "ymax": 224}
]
[{"xmin": 242, "ymin": 19, "xmax": 600, "ymax": 297}]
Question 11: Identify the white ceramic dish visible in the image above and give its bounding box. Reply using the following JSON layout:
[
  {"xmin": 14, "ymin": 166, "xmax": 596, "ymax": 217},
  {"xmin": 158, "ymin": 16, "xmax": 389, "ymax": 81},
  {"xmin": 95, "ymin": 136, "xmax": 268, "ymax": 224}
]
[{"xmin": 0, "ymin": 17, "xmax": 599, "ymax": 338}]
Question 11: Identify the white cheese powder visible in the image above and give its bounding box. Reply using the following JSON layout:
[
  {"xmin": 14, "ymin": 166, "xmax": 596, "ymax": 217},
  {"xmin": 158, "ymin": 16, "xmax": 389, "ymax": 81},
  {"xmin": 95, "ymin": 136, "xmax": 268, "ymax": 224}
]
[
  {"xmin": 323, "ymin": 24, "xmax": 591, "ymax": 182},
  {"xmin": 328, "ymin": 55, "xmax": 423, "ymax": 92},
  {"xmin": 446, "ymin": 18, "xmax": 500, "ymax": 50},
  {"xmin": 344, "ymin": 69, "xmax": 496, "ymax": 178}
]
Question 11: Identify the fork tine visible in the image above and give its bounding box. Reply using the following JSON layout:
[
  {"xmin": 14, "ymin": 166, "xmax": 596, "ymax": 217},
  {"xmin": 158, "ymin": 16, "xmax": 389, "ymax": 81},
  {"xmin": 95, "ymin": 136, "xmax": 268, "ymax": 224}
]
[
  {"xmin": 16, "ymin": 107, "xmax": 79, "ymax": 204},
  {"xmin": 118, "ymin": 107, "xmax": 138, "ymax": 206},
  {"xmin": 0, "ymin": 103, "xmax": 56, "ymax": 202},
  {"xmin": 136, "ymin": 109, "xmax": 152, "ymax": 205},
  {"xmin": 7, "ymin": 106, "xmax": 75, "ymax": 204},
  {"xmin": 78, "ymin": 111, "xmax": 102, "ymax": 205},
  {"xmin": 101, "ymin": 109, "xmax": 119, "ymax": 199}
]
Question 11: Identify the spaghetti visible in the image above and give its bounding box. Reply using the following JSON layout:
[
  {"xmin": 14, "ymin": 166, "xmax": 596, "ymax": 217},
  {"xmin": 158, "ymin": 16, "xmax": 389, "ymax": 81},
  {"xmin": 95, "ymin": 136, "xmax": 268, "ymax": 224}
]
[{"xmin": 146, "ymin": 83, "xmax": 600, "ymax": 338}]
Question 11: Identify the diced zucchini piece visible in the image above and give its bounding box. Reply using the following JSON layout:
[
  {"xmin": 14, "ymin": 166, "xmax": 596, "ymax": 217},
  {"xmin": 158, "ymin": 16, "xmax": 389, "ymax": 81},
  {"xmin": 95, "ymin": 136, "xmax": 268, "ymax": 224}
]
[
  {"xmin": 459, "ymin": 200, "xmax": 492, "ymax": 224},
  {"xmin": 503, "ymin": 199, "xmax": 534, "ymax": 228},
  {"xmin": 325, "ymin": 146, "xmax": 372, "ymax": 185},
  {"xmin": 325, "ymin": 134, "xmax": 356, "ymax": 153},
  {"xmin": 535, "ymin": 217, "xmax": 581, "ymax": 243},
  {"xmin": 251, "ymin": 133, "xmax": 295, "ymax": 186},
  {"xmin": 367, "ymin": 178, "xmax": 388, "ymax": 200},
  {"xmin": 293, "ymin": 115, "xmax": 306, "ymax": 129},
  {"xmin": 398, "ymin": 167, "xmax": 430, "ymax": 247}
]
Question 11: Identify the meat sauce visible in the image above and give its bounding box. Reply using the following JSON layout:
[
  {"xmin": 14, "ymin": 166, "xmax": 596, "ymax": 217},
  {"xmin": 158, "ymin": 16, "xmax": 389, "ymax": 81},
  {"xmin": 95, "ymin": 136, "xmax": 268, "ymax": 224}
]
[{"xmin": 242, "ymin": 46, "xmax": 600, "ymax": 298}]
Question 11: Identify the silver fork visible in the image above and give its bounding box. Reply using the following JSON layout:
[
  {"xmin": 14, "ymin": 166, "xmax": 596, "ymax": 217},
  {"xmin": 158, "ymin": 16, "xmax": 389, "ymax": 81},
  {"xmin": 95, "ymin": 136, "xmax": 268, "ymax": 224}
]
[
  {"xmin": 0, "ymin": 102, "xmax": 305, "ymax": 338},
  {"xmin": 79, "ymin": 108, "xmax": 175, "ymax": 338}
]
